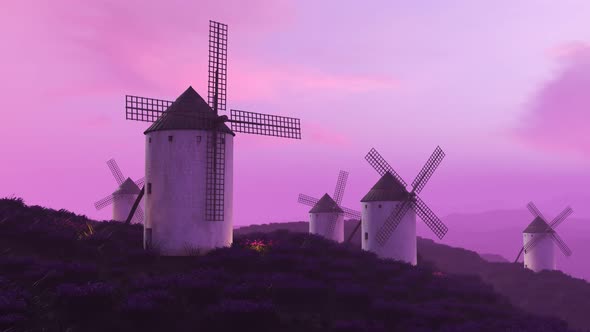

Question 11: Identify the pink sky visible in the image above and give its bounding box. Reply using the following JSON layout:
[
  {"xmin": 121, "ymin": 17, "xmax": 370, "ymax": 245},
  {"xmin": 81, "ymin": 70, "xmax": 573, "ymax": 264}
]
[{"xmin": 1, "ymin": 1, "xmax": 590, "ymax": 231}]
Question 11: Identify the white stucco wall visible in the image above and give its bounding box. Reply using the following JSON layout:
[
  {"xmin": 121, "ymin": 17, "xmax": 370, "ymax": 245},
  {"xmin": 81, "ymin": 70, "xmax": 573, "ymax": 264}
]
[
  {"xmin": 309, "ymin": 212, "xmax": 344, "ymax": 242},
  {"xmin": 361, "ymin": 200, "xmax": 417, "ymax": 265},
  {"xmin": 523, "ymin": 232, "xmax": 555, "ymax": 272},
  {"xmin": 112, "ymin": 193, "xmax": 138, "ymax": 222},
  {"xmin": 144, "ymin": 129, "xmax": 233, "ymax": 255}
]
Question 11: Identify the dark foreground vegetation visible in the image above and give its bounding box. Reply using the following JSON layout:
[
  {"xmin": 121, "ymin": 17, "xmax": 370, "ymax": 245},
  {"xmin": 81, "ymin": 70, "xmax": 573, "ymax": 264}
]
[
  {"xmin": 0, "ymin": 198, "xmax": 578, "ymax": 332},
  {"xmin": 239, "ymin": 221, "xmax": 590, "ymax": 331}
]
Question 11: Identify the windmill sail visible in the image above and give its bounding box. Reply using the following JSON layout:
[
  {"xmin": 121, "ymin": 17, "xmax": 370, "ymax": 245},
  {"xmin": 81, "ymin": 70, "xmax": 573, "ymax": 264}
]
[
  {"xmin": 515, "ymin": 203, "xmax": 574, "ymax": 264},
  {"xmin": 365, "ymin": 147, "xmax": 448, "ymax": 245}
]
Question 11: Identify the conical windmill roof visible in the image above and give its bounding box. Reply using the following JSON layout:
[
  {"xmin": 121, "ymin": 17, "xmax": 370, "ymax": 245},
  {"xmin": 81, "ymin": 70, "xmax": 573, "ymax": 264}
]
[
  {"xmin": 361, "ymin": 172, "xmax": 408, "ymax": 202},
  {"xmin": 113, "ymin": 178, "xmax": 141, "ymax": 195},
  {"xmin": 523, "ymin": 216, "xmax": 554, "ymax": 234},
  {"xmin": 144, "ymin": 86, "xmax": 235, "ymax": 135},
  {"xmin": 309, "ymin": 193, "xmax": 344, "ymax": 213}
]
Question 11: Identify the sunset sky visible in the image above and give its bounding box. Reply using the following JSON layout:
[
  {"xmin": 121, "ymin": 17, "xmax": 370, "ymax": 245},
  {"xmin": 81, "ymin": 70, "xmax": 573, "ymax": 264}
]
[{"xmin": 1, "ymin": 0, "xmax": 589, "ymax": 230}]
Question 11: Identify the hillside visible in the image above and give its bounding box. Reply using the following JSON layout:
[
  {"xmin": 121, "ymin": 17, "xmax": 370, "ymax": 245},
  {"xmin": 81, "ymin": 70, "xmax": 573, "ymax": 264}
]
[
  {"xmin": 479, "ymin": 253, "xmax": 509, "ymax": 263},
  {"xmin": 0, "ymin": 198, "xmax": 578, "ymax": 332},
  {"xmin": 236, "ymin": 220, "xmax": 590, "ymax": 331},
  {"xmin": 438, "ymin": 210, "xmax": 590, "ymax": 281}
]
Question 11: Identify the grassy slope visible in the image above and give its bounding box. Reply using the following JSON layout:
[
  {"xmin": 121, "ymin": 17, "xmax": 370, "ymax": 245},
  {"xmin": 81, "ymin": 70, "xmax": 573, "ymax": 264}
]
[
  {"xmin": 236, "ymin": 220, "xmax": 590, "ymax": 331},
  {"xmin": 0, "ymin": 199, "xmax": 579, "ymax": 332}
]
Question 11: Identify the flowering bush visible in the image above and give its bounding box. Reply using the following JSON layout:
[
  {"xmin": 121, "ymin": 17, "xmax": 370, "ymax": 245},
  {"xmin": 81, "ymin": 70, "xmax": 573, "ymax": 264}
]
[{"xmin": 242, "ymin": 239, "xmax": 275, "ymax": 253}]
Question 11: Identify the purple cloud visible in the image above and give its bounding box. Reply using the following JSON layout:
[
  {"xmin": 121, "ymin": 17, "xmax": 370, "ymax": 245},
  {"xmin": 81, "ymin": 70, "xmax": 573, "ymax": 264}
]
[{"xmin": 517, "ymin": 42, "xmax": 590, "ymax": 156}]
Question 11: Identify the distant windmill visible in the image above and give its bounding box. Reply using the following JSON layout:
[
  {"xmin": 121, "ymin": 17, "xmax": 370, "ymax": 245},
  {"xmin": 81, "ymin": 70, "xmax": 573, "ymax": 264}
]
[
  {"xmin": 354, "ymin": 147, "xmax": 448, "ymax": 265},
  {"xmin": 94, "ymin": 158, "xmax": 145, "ymax": 224},
  {"xmin": 297, "ymin": 170, "xmax": 361, "ymax": 242},
  {"xmin": 123, "ymin": 20, "xmax": 302, "ymax": 255},
  {"xmin": 514, "ymin": 202, "xmax": 573, "ymax": 272}
]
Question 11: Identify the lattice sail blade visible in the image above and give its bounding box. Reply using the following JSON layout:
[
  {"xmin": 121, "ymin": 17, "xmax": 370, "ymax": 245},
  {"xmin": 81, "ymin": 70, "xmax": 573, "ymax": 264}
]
[
  {"xmin": 413, "ymin": 196, "xmax": 448, "ymax": 240},
  {"xmin": 325, "ymin": 213, "xmax": 339, "ymax": 239},
  {"xmin": 133, "ymin": 205, "xmax": 145, "ymax": 224},
  {"xmin": 229, "ymin": 109, "xmax": 302, "ymax": 139},
  {"xmin": 94, "ymin": 194, "xmax": 115, "ymax": 210},
  {"xmin": 341, "ymin": 206, "xmax": 361, "ymax": 220},
  {"xmin": 411, "ymin": 146, "xmax": 445, "ymax": 194},
  {"xmin": 135, "ymin": 177, "xmax": 146, "ymax": 189},
  {"xmin": 526, "ymin": 202, "xmax": 547, "ymax": 222},
  {"xmin": 333, "ymin": 170, "xmax": 349, "ymax": 205},
  {"xmin": 125, "ymin": 95, "xmax": 173, "ymax": 123},
  {"xmin": 208, "ymin": 20, "xmax": 228, "ymax": 112},
  {"xmin": 205, "ymin": 131, "xmax": 226, "ymax": 221},
  {"xmin": 376, "ymin": 199, "xmax": 414, "ymax": 246},
  {"xmin": 298, "ymin": 194, "xmax": 319, "ymax": 207},
  {"xmin": 549, "ymin": 206, "xmax": 573, "ymax": 229},
  {"xmin": 523, "ymin": 233, "xmax": 546, "ymax": 252},
  {"xmin": 551, "ymin": 232, "xmax": 573, "ymax": 257},
  {"xmin": 106, "ymin": 159, "xmax": 125, "ymax": 185},
  {"xmin": 346, "ymin": 220, "xmax": 362, "ymax": 244},
  {"xmin": 126, "ymin": 186, "xmax": 144, "ymax": 225},
  {"xmin": 514, "ymin": 246, "xmax": 525, "ymax": 263},
  {"xmin": 364, "ymin": 148, "xmax": 407, "ymax": 187}
]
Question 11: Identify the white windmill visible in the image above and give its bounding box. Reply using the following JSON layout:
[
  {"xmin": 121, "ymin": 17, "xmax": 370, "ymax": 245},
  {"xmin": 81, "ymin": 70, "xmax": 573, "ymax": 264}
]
[
  {"xmin": 353, "ymin": 147, "xmax": 448, "ymax": 265},
  {"xmin": 514, "ymin": 202, "xmax": 574, "ymax": 272},
  {"xmin": 297, "ymin": 171, "xmax": 362, "ymax": 242},
  {"xmin": 94, "ymin": 158, "xmax": 145, "ymax": 224},
  {"xmin": 123, "ymin": 21, "xmax": 302, "ymax": 255}
]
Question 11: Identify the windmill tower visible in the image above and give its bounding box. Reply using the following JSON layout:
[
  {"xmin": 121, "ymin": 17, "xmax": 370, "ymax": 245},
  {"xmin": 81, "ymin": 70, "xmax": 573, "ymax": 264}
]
[
  {"xmin": 355, "ymin": 147, "xmax": 448, "ymax": 265},
  {"xmin": 297, "ymin": 171, "xmax": 361, "ymax": 242},
  {"xmin": 94, "ymin": 159, "xmax": 145, "ymax": 224},
  {"xmin": 124, "ymin": 21, "xmax": 302, "ymax": 255},
  {"xmin": 514, "ymin": 202, "xmax": 574, "ymax": 272}
]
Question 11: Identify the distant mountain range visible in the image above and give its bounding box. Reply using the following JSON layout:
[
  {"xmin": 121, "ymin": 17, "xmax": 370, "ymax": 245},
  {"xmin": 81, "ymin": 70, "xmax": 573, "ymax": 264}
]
[{"xmin": 479, "ymin": 253, "xmax": 509, "ymax": 263}]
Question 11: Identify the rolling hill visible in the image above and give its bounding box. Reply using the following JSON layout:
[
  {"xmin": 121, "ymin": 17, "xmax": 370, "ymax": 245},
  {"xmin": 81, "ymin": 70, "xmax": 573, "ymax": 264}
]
[
  {"xmin": 479, "ymin": 253, "xmax": 509, "ymax": 263},
  {"xmin": 436, "ymin": 210, "xmax": 590, "ymax": 282},
  {"xmin": 236, "ymin": 220, "xmax": 590, "ymax": 331},
  {"xmin": 0, "ymin": 198, "xmax": 585, "ymax": 331}
]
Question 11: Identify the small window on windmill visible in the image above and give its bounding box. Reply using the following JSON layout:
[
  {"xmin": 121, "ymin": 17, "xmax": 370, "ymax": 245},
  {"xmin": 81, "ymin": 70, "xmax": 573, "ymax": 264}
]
[
  {"xmin": 147, "ymin": 183, "xmax": 152, "ymax": 194},
  {"xmin": 148, "ymin": 137, "xmax": 152, "ymax": 143},
  {"xmin": 365, "ymin": 204, "xmax": 368, "ymax": 209},
  {"xmin": 378, "ymin": 204, "xmax": 382, "ymax": 208},
  {"xmin": 168, "ymin": 135, "xmax": 173, "ymax": 142},
  {"xmin": 365, "ymin": 232, "xmax": 368, "ymax": 241},
  {"xmin": 196, "ymin": 136, "xmax": 202, "ymax": 144}
]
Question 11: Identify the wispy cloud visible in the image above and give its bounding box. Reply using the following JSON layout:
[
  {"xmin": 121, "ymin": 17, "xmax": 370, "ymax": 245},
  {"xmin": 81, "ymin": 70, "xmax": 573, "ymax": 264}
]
[
  {"xmin": 230, "ymin": 63, "xmax": 399, "ymax": 102},
  {"xmin": 305, "ymin": 122, "xmax": 352, "ymax": 146},
  {"xmin": 515, "ymin": 42, "xmax": 590, "ymax": 157}
]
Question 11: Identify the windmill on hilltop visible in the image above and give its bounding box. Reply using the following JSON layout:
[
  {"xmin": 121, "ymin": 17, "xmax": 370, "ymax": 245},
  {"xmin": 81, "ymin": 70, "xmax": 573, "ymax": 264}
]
[
  {"xmin": 94, "ymin": 159, "xmax": 145, "ymax": 224},
  {"xmin": 514, "ymin": 202, "xmax": 574, "ymax": 272},
  {"xmin": 351, "ymin": 147, "xmax": 448, "ymax": 265},
  {"xmin": 298, "ymin": 171, "xmax": 362, "ymax": 242},
  {"xmin": 123, "ymin": 20, "xmax": 302, "ymax": 255}
]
